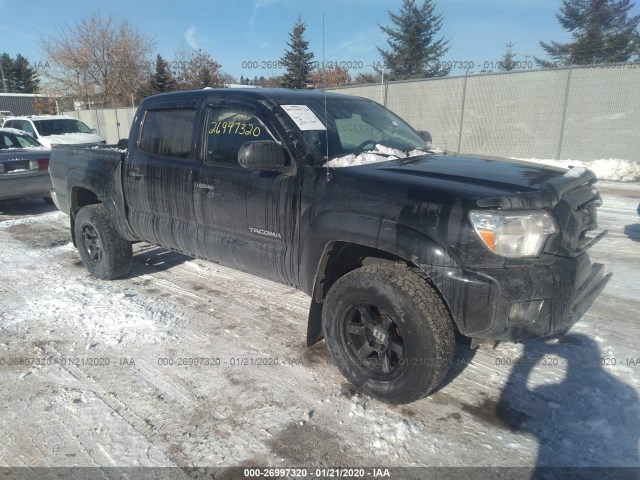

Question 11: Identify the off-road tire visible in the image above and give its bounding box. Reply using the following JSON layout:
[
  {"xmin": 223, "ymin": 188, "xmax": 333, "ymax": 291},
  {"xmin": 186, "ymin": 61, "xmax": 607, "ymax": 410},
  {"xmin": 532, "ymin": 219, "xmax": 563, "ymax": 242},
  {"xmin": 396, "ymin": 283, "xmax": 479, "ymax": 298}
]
[
  {"xmin": 75, "ymin": 204, "xmax": 132, "ymax": 280},
  {"xmin": 323, "ymin": 263, "xmax": 455, "ymax": 404}
]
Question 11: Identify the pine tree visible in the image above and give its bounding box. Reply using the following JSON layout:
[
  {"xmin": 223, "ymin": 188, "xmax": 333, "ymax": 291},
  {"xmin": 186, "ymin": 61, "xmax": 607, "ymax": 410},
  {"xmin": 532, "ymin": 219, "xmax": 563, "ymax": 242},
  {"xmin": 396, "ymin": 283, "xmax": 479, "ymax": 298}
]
[
  {"xmin": 536, "ymin": 0, "xmax": 640, "ymax": 67},
  {"xmin": 11, "ymin": 54, "xmax": 39, "ymax": 93},
  {"xmin": 499, "ymin": 42, "xmax": 518, "ymax": 71},
  {"xmin": 150, "ymin": 54, "xmax": 176, "ymax": 93},
  {"xmin": 0, "ymin": 53, "xmax": 39, "ymax": 93},
  {"xmin": 0, "ymin": 53, "xmax": 13, "ymax": 92},
  {"xmin": 280, "ymin": 17, "xmax": 315, "ymax": 89},
  {"xmin": 378, "ymin": 0, "xmax": 450, "ymax": 80}
]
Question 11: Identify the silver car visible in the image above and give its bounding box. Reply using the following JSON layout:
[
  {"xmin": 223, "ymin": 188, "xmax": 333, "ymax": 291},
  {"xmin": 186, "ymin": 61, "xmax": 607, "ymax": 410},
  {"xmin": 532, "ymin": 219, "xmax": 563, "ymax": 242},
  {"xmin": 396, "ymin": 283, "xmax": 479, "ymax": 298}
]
[{"xmin": 0, "ymin": 128, "xmax": 53, "ymax": 203}]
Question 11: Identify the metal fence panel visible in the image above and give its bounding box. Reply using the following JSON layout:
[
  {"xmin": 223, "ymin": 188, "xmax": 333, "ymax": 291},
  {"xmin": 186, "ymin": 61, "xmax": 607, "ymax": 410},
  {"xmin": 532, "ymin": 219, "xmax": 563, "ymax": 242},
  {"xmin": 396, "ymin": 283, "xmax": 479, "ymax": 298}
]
[
  {"xmin": 330, "ymin": 66, "xmax": 640, "ymax": 163},
  {"xmin": 65, "ymin": 67, "xmax": 640, "ymax": 162},
  {"xmin": 386, "ymin": 77, "xmax": 465, "ymax": 153},
  {"xmin": 560, "ymin": 67, "xmax": 640, "ymax": 161},
  {"xmin": 460, "ymin": 69, "xmax": 569, "ymax": 159},
  {"xmin": 63, "ymin": 108, "xmax": 137, "ymax": 144}
]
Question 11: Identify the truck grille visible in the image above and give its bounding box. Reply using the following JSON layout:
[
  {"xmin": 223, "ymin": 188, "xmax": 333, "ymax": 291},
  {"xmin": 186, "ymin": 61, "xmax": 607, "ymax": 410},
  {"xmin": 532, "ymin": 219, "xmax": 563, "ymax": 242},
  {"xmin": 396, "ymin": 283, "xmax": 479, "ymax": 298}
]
[{"xmin": 546, "ymin": 181, "xmax": 603, "ymax": 257}]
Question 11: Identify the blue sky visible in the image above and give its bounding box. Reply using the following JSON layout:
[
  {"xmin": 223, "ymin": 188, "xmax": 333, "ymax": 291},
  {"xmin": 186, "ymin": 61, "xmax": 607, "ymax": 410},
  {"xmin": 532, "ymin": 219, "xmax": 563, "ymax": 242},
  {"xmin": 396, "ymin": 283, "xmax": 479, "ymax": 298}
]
[{"xmin": 1, "ymin": 0, "xmax": 639, "ymax": 81}]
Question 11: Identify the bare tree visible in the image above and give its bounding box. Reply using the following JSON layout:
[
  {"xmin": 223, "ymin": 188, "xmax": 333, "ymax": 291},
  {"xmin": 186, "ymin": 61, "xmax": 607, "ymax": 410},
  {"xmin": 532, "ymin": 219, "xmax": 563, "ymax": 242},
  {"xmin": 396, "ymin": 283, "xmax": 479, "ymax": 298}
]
[
  {"xmin": 41, "ymin": 12, "xmax": 154, "ymax": 108},
  {"xmin": 309, "ymin": 65, "xmax": 351, "ymax": 88},
  {"xmin": 173, "ymin": 46, "xmax": 223, "ymax": 90},
  {"xmin": 353, "ymin": 72, "xmax": 383, "ymax": 85}
]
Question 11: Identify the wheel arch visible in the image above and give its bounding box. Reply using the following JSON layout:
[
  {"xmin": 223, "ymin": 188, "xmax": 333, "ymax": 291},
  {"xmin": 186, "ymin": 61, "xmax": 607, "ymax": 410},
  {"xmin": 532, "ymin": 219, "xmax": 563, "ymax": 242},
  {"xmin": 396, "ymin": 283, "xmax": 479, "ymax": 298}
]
[
  {"xmin": 305, "ymin": 238, "xmax": 455, "ymax": 346},
  {"xmin": 69, "ymin": 186, "xmax": 101, "ymax": 246}
]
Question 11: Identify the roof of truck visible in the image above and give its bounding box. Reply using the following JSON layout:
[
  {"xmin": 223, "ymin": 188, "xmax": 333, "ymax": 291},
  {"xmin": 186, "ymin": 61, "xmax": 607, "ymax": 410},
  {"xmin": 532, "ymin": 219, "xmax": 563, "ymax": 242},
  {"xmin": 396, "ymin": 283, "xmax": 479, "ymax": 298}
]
[{"xmin": 143, "ymin": 87, "xmax": 366, "ymax": 103}]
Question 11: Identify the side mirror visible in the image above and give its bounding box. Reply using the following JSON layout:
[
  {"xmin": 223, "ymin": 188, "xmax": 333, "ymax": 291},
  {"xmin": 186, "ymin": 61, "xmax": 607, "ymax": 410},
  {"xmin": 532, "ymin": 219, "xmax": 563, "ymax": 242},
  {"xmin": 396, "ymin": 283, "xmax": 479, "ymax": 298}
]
[
  {"xmin": 417, "ymin": 130, "xmax": 432, "ymax": 144},
  {"xmin": 91, "ymin": 128, "xmax": 97, "ymax": 134},
  {"xmin": 238, "ymin": 141, "xmax": 288, "ymax": 172},
  {"xmin": 117, "ymin": 138, "xmax": 128, "ymax": 150}
]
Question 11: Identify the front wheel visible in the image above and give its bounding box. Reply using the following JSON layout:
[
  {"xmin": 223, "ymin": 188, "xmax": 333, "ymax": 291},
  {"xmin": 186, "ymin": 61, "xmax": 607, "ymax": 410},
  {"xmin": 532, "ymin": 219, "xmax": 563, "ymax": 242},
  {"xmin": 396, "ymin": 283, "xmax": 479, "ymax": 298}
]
[
  {"xmin": 322, "ymin": 264, "xmax": 454, "ymax": 404},
  {"xmin": 74, "ymin": 204, "xmax": 132, "ymax": 280}
]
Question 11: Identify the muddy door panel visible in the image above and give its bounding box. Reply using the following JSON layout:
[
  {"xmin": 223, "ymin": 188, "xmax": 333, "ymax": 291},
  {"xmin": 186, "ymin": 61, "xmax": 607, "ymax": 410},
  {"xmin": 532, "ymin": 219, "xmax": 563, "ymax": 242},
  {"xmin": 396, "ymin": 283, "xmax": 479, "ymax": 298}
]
[
  {"xmin": 194, "ymin": 103, "xmax": 299, "ymax": 284},
  {"xmin": 245, "ymin": 171, "xmax": 299, "ymax": 285},
  {"xmin": 123, "ymin": 108, "xmax": 199, "ymax": 255},
  {"xmin": 194, "ymin": 165, "xmax": 252, "ymax": 269}
]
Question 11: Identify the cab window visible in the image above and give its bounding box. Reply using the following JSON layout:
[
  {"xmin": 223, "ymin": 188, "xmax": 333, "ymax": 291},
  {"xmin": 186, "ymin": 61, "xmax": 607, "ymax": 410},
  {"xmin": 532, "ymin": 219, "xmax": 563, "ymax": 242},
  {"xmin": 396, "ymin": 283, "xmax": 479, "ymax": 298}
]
[
  {"xmin": 139, "ymin": 108, "xmax": 196, "ymax": 159},
  {"xmin": 205, "ymin": 107, "xmax": 278, "ymax": 165}
]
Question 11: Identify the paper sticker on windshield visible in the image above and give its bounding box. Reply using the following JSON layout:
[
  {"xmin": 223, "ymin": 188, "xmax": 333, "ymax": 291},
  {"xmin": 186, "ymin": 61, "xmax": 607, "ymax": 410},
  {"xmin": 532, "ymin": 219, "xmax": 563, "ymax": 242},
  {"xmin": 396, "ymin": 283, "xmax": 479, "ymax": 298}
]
[{"xmin": 280, "ymin": 105, "xmax": 326, "ymax": 131}]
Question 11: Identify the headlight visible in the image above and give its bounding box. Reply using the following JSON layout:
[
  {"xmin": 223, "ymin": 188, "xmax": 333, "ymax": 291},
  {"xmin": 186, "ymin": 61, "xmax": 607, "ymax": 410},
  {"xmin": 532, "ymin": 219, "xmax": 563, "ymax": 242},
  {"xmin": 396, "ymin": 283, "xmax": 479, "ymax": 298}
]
[{"xmin": 470, "ymin": 210, "xmax": 557, "ymax": 258}]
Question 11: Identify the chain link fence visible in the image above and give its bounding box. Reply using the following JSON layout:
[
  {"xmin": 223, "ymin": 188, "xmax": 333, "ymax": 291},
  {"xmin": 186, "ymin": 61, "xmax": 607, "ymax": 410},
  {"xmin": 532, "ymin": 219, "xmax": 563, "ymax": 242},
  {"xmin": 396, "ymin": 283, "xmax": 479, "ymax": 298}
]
[
  {"xmin": 330, "ymin": 66, "xmax": 640, "ymax": 162},
  {"xmin": 64, "ymin": 66, "xmax": 640, "ymax": 162}
]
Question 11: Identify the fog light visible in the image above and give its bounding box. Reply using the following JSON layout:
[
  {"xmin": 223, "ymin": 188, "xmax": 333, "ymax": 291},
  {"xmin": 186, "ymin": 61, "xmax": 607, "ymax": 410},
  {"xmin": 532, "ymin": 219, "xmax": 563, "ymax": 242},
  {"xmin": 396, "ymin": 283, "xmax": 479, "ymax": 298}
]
[
  {"xmin": 509, "ymin": 302, "xmax": 526, "ymax": 322},
  {"xmin": 508, "ymin": 300, "xmax": 545, "ymax": 324}
]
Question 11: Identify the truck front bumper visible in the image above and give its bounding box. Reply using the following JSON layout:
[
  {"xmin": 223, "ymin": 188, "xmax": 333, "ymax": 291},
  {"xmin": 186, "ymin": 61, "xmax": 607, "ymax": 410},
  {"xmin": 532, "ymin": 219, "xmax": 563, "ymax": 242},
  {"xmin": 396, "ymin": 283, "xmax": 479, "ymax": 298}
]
[{"xmin": 428, "ymin": 253, "xmax": 612, "ymax": 342}]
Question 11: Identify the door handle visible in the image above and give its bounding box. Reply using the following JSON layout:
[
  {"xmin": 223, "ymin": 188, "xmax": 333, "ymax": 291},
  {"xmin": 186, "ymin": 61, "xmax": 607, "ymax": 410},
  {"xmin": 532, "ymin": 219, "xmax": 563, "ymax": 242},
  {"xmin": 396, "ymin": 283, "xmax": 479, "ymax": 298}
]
[
  {"xmin": 128, "ymin": 170, "xmax": 144, "ymax": 179},
  {"xmin": 195, "ymin": 182, "xmax": 215, "ymax": 191}
]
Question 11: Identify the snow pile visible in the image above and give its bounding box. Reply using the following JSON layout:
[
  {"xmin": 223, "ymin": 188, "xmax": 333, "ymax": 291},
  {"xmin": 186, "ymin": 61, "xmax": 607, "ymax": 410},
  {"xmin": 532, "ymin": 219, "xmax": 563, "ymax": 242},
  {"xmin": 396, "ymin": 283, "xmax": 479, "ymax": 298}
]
[
  {"xmin": 515, "ymin": 158, "xmax": 640, "ymax": 182},
  {"xmin": 326, "ymin": 144, "xmax": 429, "ymax": 168}
]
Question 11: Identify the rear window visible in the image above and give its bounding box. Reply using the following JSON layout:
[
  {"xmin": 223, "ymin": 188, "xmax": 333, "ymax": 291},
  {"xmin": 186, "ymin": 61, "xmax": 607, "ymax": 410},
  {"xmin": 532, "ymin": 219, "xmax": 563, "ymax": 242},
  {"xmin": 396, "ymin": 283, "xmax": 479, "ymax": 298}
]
[{"xmin": 139, "ymin": 109, "xmax": 196, "ymax": 159}]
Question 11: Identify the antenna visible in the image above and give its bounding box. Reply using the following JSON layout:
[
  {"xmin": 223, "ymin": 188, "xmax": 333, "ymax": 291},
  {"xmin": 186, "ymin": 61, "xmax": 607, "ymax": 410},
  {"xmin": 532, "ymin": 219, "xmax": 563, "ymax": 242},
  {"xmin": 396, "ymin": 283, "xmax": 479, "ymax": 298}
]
[{"xmin": 323, "ymin": 11, "xmax": 331, "ymax": 178}]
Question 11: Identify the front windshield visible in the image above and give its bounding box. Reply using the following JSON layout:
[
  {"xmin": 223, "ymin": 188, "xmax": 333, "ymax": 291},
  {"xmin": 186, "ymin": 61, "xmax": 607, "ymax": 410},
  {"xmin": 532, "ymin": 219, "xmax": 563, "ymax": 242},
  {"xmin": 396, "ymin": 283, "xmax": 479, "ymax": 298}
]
[
  {"xmin": 277, "ymin": 97, "xmax": 428, "ymax": 165},
  {"xmin": 33, "ymin": 119, "xmax": 93, "ymax": 136}
]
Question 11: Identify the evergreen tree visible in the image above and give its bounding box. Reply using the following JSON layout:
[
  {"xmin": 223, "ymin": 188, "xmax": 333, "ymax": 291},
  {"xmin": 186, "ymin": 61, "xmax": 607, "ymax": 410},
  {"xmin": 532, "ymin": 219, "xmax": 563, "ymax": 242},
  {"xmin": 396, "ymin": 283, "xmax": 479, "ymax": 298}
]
[
  {"xmin": 536, "ymin": 0, "xmax": 640, "ymax": 67},
  {"xmin": 280, "ymin": 17, "xmax": 315, "ymax": 89},
  {"xmin": 0, "ymin": 53, "xmax": 39, "ymax": 93},
  {"xmin": 0, "ymin": 53, "xmax": 13, "ymax": 92},
  {"xmin": 11, "ymin": 54, "xmax": 39, "ymax": 93},
  {"xmin": 150, "ymin": 54, "xmax": 176, "ymax": 93},
  {"xmin": 378, "ymin": 0, "xmax": 450, "ymax": 80},
  {"xmin": 499, "ymin": 42, "xmax": 518, "ymax": 71}
]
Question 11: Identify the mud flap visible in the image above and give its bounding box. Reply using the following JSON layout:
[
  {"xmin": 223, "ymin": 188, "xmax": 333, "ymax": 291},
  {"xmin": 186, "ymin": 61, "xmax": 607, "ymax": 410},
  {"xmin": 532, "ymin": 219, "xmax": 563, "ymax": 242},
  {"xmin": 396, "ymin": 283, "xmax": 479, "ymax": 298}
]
[{"xmin": 306, "ymin": 299, "xmax": 324, "ymax": 346}]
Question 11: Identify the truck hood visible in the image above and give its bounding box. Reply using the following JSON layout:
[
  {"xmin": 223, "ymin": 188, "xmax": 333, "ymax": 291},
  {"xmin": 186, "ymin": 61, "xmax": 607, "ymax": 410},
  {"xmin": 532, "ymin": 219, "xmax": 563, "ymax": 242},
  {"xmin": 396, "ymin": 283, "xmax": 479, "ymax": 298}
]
[
  {"xmin": 332, "ymin": 153, "xmax": 597, "ymax": 210},
  {"xmin": 39, "ymin": 133, "xmax": 104, "ymax": 148},
  {"xmin": 370, "ymin": 154, "xmax": 569, "ymax": 190}
]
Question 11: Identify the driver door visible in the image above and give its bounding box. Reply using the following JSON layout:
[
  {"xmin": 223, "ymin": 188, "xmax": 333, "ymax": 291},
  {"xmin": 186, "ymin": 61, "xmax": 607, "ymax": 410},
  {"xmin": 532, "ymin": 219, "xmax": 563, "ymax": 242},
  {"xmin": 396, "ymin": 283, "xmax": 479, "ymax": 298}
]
[{"xmin": 193, "ymin": 101, "xmax": 301, "ymax": 285}]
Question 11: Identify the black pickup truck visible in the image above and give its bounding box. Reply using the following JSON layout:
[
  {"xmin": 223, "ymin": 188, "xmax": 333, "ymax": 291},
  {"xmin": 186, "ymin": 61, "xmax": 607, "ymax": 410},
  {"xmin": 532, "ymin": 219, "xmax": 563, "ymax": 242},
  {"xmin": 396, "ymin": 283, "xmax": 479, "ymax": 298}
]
[{"xmin": 49, "ymin": 88, "xmax": 611, "ymax": 404}]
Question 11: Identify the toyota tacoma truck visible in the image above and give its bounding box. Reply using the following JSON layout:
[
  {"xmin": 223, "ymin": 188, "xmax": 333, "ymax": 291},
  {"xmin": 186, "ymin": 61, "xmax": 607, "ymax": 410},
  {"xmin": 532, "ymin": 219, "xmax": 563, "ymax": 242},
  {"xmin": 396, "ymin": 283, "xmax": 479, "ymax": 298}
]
[{"xmin": 49, "ymin": 88, "xmax": 611, "ymax": 404}]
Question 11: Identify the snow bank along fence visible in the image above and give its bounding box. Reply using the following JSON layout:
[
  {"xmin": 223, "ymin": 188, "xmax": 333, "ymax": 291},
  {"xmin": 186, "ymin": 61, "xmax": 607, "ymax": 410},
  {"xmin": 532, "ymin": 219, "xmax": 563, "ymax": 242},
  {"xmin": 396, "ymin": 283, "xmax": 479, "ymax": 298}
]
[
  {"xmin": 64, "ymin": 65, "xmax": 640, "ymax": 162},
  {"xmin": 329, "ymin": 66, "xmax": 640, "ymax": 163}
]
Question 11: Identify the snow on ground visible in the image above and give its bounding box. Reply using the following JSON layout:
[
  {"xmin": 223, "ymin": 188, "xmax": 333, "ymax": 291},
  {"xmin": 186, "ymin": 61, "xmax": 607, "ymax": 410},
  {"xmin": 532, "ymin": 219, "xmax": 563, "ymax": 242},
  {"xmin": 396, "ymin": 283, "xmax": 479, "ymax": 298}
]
[{"xmin": 0, "ymin": 190, "xmax": 638, "ymax": 476}]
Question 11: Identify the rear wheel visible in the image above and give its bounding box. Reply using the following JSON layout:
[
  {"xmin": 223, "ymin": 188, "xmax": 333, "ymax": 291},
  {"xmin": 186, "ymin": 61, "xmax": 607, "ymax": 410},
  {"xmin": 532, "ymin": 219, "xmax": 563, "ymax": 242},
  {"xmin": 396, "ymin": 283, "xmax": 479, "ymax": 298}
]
[
  {"xmin": 323, "ymin": 264, "xmax": 454, "ymax": 404},
  {"xmin": 74, "ymin": 204, "xmax": 132, "ymax": 279}
]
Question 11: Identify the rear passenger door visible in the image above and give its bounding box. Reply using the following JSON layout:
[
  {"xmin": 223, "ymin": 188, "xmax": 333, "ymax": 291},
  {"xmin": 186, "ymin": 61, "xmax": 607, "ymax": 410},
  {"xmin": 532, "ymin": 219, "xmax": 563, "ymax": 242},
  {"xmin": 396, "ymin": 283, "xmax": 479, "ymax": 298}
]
[{"xmin": 123, "ymin": 107, "xmax": 200, "ymax": 255}]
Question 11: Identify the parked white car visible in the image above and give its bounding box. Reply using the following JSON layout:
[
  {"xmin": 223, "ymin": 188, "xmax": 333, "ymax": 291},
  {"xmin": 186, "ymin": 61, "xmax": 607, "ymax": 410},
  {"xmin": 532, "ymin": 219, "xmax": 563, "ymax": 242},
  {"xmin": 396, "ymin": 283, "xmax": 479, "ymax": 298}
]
[{"xmin": 1, "ymin": 115, "xmax": 105, "ymax": 148}]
